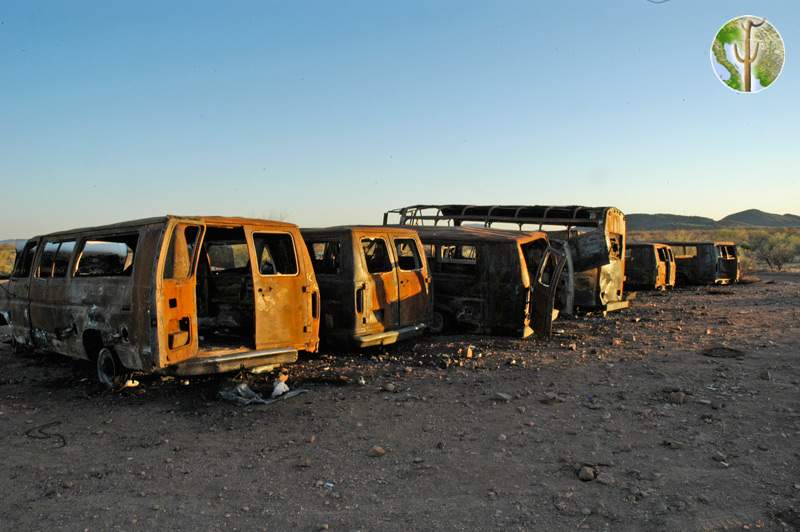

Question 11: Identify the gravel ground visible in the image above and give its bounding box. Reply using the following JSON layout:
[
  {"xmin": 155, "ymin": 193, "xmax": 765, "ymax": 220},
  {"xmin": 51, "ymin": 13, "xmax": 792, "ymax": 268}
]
[{"xmin": 0, "ymin": 272, "xmax": 798, "ymax": 531}]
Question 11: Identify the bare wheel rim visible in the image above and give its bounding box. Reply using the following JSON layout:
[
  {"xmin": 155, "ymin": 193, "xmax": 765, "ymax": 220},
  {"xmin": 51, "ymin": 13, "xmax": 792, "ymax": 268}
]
[{"xmin": 96, "ymin": 348, "xmax": 117, "ymax": 388}]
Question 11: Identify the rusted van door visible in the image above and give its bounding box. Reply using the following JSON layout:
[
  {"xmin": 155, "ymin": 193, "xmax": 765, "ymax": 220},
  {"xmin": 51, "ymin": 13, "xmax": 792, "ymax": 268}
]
[
  {"xmin": 359, "ymin": 236, "xmax": 400, "ymax": 331},
  {"xmin": 158, "ymin": 222, "xmax": 204, "ymax": 366},
  {"xmin": 391, "ymin": 236, "xmax": 430, "ymax": 328},
  {"xmin": 247, "ymin": 229, "xmax": 309, "ymax": 349},
  {"xmin": 532, "ymin": 247, "xmax": 566, "ymax": 338}
]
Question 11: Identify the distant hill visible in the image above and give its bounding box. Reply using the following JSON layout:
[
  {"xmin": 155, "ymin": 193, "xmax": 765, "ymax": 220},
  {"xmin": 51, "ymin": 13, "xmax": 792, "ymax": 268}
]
[
  {"xmin": 718, "ymin": 209, "xmax": 800, "ymax": 227},
  {"xmin": 628, "ymin": 209, "xmax": 800, "ymax": 231}
]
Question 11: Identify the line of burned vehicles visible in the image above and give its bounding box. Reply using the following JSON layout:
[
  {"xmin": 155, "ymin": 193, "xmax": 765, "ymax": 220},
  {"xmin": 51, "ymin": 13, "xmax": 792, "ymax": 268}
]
[{"xmin": 0, "ymin": 205, "xmax": 739, "ymax": 387}]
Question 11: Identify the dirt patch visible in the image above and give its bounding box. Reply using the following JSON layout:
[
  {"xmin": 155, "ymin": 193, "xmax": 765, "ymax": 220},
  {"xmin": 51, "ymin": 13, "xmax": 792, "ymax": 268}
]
[{"xmin": 0, "ymin": 272, "xmax": 798, "ymax": 530}]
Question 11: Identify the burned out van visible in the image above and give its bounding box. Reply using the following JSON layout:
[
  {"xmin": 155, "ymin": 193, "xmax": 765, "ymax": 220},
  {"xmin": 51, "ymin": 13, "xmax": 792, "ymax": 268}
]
[
  {"xmin": 300, "ymin": 226, "xmax": 431, "ymax": 347},
  {"xmin": 1, "ymin": 216, "xmax": 320, "ymax": 385},
  {"xmin": 411, "ymin": 226, "xmax": 565, "ymax": 338},
  {"xmin": 663, "ymin": 241, "xmax": 739, "ymax": 285},
  {"xmin": 384, "ymin": 204, "xmax": 628, "ymax": 314},
  {"xmin": 625, "ymin": 242, "xmax": 676, "ymax": 291}
]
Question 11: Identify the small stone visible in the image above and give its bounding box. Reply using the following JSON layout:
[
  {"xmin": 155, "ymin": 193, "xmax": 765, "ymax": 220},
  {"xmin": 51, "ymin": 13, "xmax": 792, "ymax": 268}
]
[
  {"xmin": 577, "ymin": 466, "xmax": 597, "ymax": 481},
  {"xmin": 412, "ymin": 457, "xmax": 424, "ymax": 464},
  {"xmin": 567, "ymin": 342, "xmax": 577, "ymax": 351},
  {"xmin": 668, "ymin": 391, "xmax": 686, "ymax": 405},
  {"xmin": 368, "ymin": 445, "xmax": 386, "ymax": 457},
  {"xmin": 497, "ymin": 433, "xmax": 507, "ymax": 441},
  {"xmin": 581, "ymin": 507, "xmax": 592, "ymax": 516},
  {"xmin": 759, "ymin": 370, "xmax": 772, "ymax": 381},
  {"xmin": 382, "ymin": 383, "xmax": 396, "ymax": 393},
  {"xmin": 711, "ymin": 451, "xmax": 727, "ymax": 462},
  {"xmin": 318, "ymin": 525, "xmax": 329, "ymax": 531},
  {"xmin": 404, "ymin": 366, "xmax": 413, "ymax": 374},
  {"xmin": 757, "ymin": 443, "xmax": 769, "ymax": 451},
  {"xmin": 611, "ymin": 338, "xmax": 622, "ymax": 347},
  {"xmin": 495, "ymin": 392, "xmax": 512, "ymax": 402}
]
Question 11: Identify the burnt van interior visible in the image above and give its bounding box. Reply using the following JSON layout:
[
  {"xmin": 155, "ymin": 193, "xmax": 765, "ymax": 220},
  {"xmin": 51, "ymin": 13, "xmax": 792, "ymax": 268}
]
[{"xmin": 195, "ymin": 226, "xmax": 256, "ymax": 350}]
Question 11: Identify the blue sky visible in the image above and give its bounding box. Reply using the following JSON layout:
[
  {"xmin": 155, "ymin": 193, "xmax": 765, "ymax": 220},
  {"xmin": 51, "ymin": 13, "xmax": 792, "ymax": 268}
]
[{"xmin": 0, "ymin": 1, "xmax": 798, "ymax": 238}]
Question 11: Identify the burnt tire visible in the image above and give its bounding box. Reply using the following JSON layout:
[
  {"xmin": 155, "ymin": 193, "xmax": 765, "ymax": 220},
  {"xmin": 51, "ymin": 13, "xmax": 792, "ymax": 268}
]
[
  {"xmin": 429, "ymin": 311, "xmax": 445, "ymax": 334},
  {"xmin": 96, "ymin": 347, "xmax": 128, "ymax": 389}
]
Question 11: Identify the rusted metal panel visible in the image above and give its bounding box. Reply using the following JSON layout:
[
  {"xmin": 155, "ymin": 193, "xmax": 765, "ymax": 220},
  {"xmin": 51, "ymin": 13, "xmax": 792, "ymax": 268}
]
[
  {"xmin": 0, "ymin": 216, "xmax": 320, "ymax": 381},
  {"xmin": 663, "ymin": 241, "xmax": 739, "ymax": 285},
  {"xmin": 625, "ymin": 242, "xmax": 676, "ymax": 291},
  {"xmin": 300, "ymin": 226, "xmax": 431, "ymax": 348},
  {"xmin": 384, "ymin": 205, "xmax": 627, "ymax": 313}
]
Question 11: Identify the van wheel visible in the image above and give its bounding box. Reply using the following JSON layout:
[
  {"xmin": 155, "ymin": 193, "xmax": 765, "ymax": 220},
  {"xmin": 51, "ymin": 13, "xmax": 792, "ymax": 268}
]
[
  {"xmin": 430, "ymin": 311, "xmax": 445, "ymax": 334},
  {"xmin": 96, "ymin": 347, "xmax": 127, "ymax": 389}
]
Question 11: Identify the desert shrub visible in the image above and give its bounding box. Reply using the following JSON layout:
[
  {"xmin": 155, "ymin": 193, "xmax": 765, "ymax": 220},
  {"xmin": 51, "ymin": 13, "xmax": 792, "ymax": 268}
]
[
  {"xmin": 742, "ymin": 231, "xmax": 800, "ymax": 271},
  {"xmin": 0, "ymin": 245, "xmax": 15, "ymax": 277}
]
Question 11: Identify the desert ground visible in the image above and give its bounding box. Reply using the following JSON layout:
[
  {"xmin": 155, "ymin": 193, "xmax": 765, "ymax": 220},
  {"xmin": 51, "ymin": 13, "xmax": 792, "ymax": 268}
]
[{"xmin": 0, "ymin": 272, "xmax": 798, "ymax": 531}]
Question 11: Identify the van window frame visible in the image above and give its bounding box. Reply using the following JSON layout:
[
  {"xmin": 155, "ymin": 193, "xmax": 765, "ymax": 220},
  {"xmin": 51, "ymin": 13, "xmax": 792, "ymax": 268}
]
[
  {"xmin": 162, "ymin": 223, "xmax": 204, "ymax": 281},
  {"xmin": 306, "ymin": 239, "xmax": 342, "ymax": 276},
  {"xmin": 12, "ymin": 241, "xmax": 39, "ymax": 279},
  {"xmin": 393, "ymin": 238, "xmax": 424, "ymax": 272},
  {"xmin": 360, "ymin": 237, "xmax": 394, "ymax": 274},
  {"xmin": 73, "ymin": 233, "xmax": 139, "ymax": 278},
  {"xmin": 252, "ymin": 231, "xmax": 300, "ymax": 277}
]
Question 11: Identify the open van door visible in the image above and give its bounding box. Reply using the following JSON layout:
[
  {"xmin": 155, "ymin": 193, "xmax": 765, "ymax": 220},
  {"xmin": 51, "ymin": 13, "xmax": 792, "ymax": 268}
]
[
  {"xmin": 158, "ymin": 222, "xmax": 204, "ymax": 366},
  {"xmin": 247, "ymin": 228, "xmax": 310, "ymax": 349},
  {"xmin": 532, "ymin": 246, "xmax": 567, "ymax": 338}
]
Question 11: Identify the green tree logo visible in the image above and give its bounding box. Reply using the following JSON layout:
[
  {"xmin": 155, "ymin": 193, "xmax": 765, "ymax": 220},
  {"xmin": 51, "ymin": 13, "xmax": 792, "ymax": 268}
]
[{"xmin": 711, "ymin": 16, "xmax": 785, "ymax": 93}]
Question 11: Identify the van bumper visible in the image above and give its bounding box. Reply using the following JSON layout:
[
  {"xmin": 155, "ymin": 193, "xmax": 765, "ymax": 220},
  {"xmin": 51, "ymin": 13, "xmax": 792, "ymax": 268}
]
[
  {"xmin": 171, "ymin": 348, "xmax": 298, "ymax": 376},
  {"xmin": 353, "ymin": 323, "xmax": 426, "ymax": 348}
]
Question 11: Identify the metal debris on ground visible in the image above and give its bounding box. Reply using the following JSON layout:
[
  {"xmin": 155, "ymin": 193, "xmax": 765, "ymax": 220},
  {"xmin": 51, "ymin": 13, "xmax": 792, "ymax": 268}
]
[
  {"xmin": 218, "ymin": 382, "xmax": 308, "ymax": 406},
  {"xmin": 701, "ymin": 346, "xmax": 745, "ymax": 359}
]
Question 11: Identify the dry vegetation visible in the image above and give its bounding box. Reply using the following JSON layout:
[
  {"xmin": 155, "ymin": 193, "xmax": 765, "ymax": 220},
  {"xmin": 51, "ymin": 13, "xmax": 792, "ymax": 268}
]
[
  {"xmin": 629, "ymin": 227, "xmax": 800, "ymax": 273},
  {"xmin": 0, "ymin": 244, "xmax": 15, "ymax": 277}
]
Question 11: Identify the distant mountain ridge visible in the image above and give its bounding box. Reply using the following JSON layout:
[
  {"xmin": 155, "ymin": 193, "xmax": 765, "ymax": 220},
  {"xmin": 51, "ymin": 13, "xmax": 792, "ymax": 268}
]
[{"xmin": 628, "ymin": 209, "xmax": 800, "ymax": 231}]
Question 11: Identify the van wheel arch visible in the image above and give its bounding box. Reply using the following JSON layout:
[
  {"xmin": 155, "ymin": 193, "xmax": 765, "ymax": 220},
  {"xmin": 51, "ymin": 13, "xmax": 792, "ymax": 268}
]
[{"xmin": 82, "ymin": 329, "xmax": 104, "ymax": 361}]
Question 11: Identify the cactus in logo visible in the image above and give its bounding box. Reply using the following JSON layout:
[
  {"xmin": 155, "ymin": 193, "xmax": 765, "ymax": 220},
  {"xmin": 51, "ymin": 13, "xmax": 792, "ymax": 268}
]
[{"xmin": 733, "ymin": 18, "xmax": 765, "ymax": 92}]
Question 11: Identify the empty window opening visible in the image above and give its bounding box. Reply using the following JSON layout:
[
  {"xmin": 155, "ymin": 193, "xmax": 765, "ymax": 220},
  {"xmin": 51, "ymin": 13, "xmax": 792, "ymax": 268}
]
[
  {"xmin": 394, "ymin": 239, "xmax": 422, "ymax": 271},
  {"xmin": 253, "ymin": 233, "xmax": 298, "ymax": 276},
  {"xmin": 75, "ymin": 234, "xmax": 138, "ymax": 277},
  {"xmin": 438, "ymin": 243, "xmax": 478, "ymax": 275},
  {"xmin": 12, "ymin": 241, "xmax": 38, "ymax": 278},
  {"xmin": 307, "ymin": 241, "xmax": 341, "ymax": 275},
  {"xmin": 521, "ymin": 240, "xmax": 547, "ymax": 282},
  {"xmin": 361, "ymin": 238, "xmax": 393, "ymax": 274},
  {"xmin": 52, "ymin": 241, "xmax": 76, "ymax": 278},
  {"xmin": 163, "ymin": 225, "xmax": 201, "ymax": 280},
  {"xmin": 36, "ymin": 242, "xmax": 60, "ymax": 278}
]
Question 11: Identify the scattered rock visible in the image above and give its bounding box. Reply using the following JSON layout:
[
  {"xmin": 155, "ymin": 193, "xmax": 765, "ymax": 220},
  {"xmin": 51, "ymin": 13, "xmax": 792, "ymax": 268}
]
[
  {"xmin": 540, "ymin": 392, "xmax": 564, "ymax": 405},
  {"xmin": 662, "ymin": 439, "xmax": 686, "ymax": 450},
  {"xmin": 577, "ymin": 465, "xmax": 597, "ymax": 482},
  {"xmin": 668, "ymin": 391, "xmax": 687, "ymax": 404},
  {"xmin": 368, "ymin": 445, "xmax": 386, "ymax": 457},
  {"xmin": 381, "ymin": 383, "xmax": 397, "ymax": 393},
  {"xmin": 759, "ymin": 370, "xmax": 772, "ymax": 381},
  {"xmin": 495, "ymin": 392, "xmax": 512, "ymax": 402}
]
